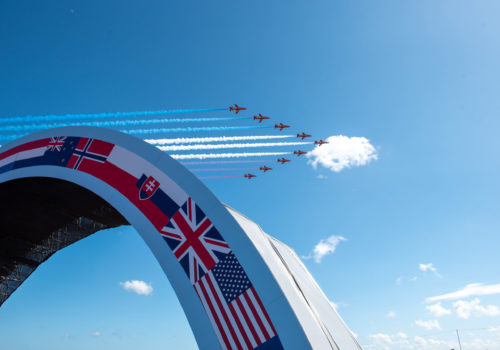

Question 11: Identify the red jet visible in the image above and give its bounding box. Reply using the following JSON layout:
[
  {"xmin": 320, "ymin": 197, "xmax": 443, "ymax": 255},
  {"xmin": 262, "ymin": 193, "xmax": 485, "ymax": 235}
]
[
  {"xmin": 275, "ymin": 123, "xmax": 290, "ymax": 131},
  {"xmin": 277, "ymin": 158, "xmax": 290, "ymax": 164},
  {"xmin": 315, "ymin": 139, "xmax": 329, "ymax": 146},
  {"xmin": 253, "ymin": 114, "xmax": 270, "ymax": 123},
  {"xmin": 293, "ymin": 150, "xmax": 307, "ymax": 156},
  {"xmin": 260, "ymin": 166, "xmax": 272, "ymax": 172},
  {"xmin": 297, "ymin": 132, "xmax": 312, "ymax": 140},
  {"xmin": 244, "ymin": 173, "xmax": 256, "ymax": 179},
  {"xmin": 229, "ymin": 104, "xmax": 246, "ymax": 114}
]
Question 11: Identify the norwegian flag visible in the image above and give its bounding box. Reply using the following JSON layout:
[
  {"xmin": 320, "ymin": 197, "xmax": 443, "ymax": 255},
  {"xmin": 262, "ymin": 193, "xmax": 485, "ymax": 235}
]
[
  {"xmin": 66, "ymin": 137, "xmax": 113, "ymax": 171},
  {"xmin": 160, "ymin": 198, "xmax": 230, "ymax": 284},
  {"xmin": 194, "ymin": 253, "xmax": 280, "ymax": 350},
  {"xmin": 47, "ymin": 136, "xmax": 66, "ymax": 152}
]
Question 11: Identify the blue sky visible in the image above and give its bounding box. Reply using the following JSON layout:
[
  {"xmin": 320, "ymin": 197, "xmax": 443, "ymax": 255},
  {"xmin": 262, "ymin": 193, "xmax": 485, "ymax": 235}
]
[{"xmin": 1, "ymin": 1, "xmax": 500, "ymax": 349}]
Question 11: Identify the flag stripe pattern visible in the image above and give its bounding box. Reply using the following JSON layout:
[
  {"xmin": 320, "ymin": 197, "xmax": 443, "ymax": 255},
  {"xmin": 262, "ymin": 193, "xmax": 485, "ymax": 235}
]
[{"xmin": 0, "ymin": 136, "xmax": 283, "ymax": 350}]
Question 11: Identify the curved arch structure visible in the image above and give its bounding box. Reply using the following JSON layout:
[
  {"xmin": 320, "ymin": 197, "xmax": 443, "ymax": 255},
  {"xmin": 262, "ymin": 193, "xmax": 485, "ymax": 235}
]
[{"xmin": 0, "ymin": 127, "xmax": 361, "ymax": 350}]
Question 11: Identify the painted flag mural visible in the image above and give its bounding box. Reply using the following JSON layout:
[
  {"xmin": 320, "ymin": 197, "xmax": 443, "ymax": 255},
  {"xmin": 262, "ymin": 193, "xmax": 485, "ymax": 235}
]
[{"xmin": 0, "ymin": 136, "xmax": 284, "ymax": 350}]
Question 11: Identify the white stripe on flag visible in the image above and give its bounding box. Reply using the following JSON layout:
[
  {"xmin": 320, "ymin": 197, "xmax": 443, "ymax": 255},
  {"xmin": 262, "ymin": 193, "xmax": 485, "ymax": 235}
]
[
  {"xmin": 248, "ymin": 288, "xmax": 275, "ymax": 338},
  {"xmin": 240, "ymin": 292, "xmax": 266, "ymax": 343},
  {"xmin": 209, "ymin": 272, "xmax": 249, "ymax": 350},
  {"xmin": 200, "ymin": 276, "xmax": 238, "ymax": 350},
  {"xmin": 232, "ymin": 298, "xmax": 258, "ymax": 348},
  {"xmin": 0, "ymin": 146, "xmax": 46, "ymax": 168},
  {"xmin": 194, "ymin": 283, "xmax": 227, "ymax": 350},
  {"xmin": 107, "ymin": 145, "xmax": 188, "ymax": 206}
]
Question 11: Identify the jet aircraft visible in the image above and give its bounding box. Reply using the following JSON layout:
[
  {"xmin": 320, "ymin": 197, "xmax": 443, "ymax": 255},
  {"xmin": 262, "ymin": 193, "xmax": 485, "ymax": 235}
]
[
  {"xmin": 260, "ymin": 166, "xmax": 272, "ymax": 172},
  {"xmin": 293, "ymin": 150, "xmax": 307, "ymax": 156},
  {"xmin": 275, "ymin": 123, "xmax": 290, "ymax": 131},
  {"xmin": 315, "ymin": 140, "xmax": 329, "ymax": 146},
  {"xmin": 244, "ymin": 173, "xmax": 256, "ymax": 179},
  {"xmin": 229, "ymin": 104, "xmax": 246, "ymax": 114},
  {"xmin": 277, "ymin": 158, "xmax": 290, "ymax": 164},
  {"xmin": 253, "ymin": 114, "xmax": 269, "ymax": 123},
  {"xmin": 297, "ymin": 132, "xmax": 312, "ymax": 140}
]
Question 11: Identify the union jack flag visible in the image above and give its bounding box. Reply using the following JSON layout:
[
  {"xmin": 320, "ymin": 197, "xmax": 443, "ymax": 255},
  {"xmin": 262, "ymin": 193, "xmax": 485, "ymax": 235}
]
[
  {"xmin": 160, "ymin": 198, "xmax": 231, "ymax": 284},
  {"xmin": 46, "ymin": 136, "xmax": 66, "ymax": 152}
]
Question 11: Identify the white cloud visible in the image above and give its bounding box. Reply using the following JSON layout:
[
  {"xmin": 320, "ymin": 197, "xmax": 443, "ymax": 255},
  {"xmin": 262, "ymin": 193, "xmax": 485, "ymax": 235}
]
[
  {"xmin": 369, "ymin": 333, "xmax": 393, "ymax": 344},
  {"xmin": 366, "ymin": 332, "xmax": 498, "ymax": 350},
  {"xmin": 419, "ymin": 263, "xmax": 436, "ymax": 272},
  {"xmin": 426, "ymin": 283, "xmax": 500, "ymax": 302},
  {"xmin": 426, "ymin": 302, "xmax": 452, "ymax": 317},
  {"xmin": 453, "ymin": 298, "xmax": 500, "ymax": 319},
  {"xmin": 316, "ymin": 174, "xmax": 327, "ymax": 179},
  {"xmin": 415, "ymin": 319, "xmax": 441, "ymax": 330},
  {"xmin": 419, "ymin": 263, "xmax": 441, "ymax": 277},
  {"xmin": 303, "ymin": 235, "xmax": 346, "ymax": 263},
  {"xmin": 387, "ymin": 311, "xmax": 396, "ymax": 318},
  {"xmin": 306, "ymin": 135, "xmax": 377, "ymax": 172},
  {"xmin": 90, "ymin": 331, "xmax": 101, "ymax": 337},
  {"xmin": 396, "ymin": 276, "xmax": 417, "ymax": 285},
  {"xmin": 120, "ymin": 280, "xmax": 153, "ymax": 295}
]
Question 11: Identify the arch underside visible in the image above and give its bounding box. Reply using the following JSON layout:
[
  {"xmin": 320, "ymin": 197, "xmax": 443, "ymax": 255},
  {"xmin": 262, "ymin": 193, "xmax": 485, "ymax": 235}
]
[{"xmin": 0, "ymin": 177, "xmax": 128, "ymax": 306}]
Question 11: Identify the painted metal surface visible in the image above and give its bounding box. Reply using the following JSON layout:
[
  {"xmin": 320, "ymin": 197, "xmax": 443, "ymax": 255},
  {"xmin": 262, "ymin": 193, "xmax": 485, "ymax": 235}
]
[{"xmin": 0, "ymin": 127, "xmax": 361, "ymax": 349}]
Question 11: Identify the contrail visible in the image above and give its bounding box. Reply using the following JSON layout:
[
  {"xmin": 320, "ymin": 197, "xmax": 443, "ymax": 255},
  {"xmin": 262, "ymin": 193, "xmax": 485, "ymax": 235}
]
[
  {"xmin": 198, "ymin": 175, "xmax": 242, "ymax": 179},
  {"xmin": 170, "ymin": 152, "xmax": 290, "ymax": 160},
  {"xmin": 158, "ymin": 141, "xmax": 311, "ymax": 151},
  {"xmin": 0, "ymin": 125, "xmax": 273, "ymax": 142},
  {"xmin": 123, "ymin": 125, "xmax": 272, "ymax": 135},
  {"xmin": 0, "ymin": 116, "xmax": 252, "ymax": 132},
  {"xmin": 181, "ymin": 160, "xmax": 275, "ymax": 165},
  {"xmin": 189, "ymin": 168, "xmax": 257, "ymax": 172},
  {"xmin": 146, "ymin": 135, "xmax": 295, "ymax": 145},
  {"xmin": 0, "ymin": 107, "xmax": 227, "ymax": 124}
]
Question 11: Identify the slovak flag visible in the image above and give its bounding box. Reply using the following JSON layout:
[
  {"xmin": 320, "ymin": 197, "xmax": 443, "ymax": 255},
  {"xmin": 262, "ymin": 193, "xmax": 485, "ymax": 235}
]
[
  {"xmin": 139, "ymin": 175, "xmax": 161, "ymax": 200},
  {"xmin": 160, "ymin": 198, "xmax": 231, "ymax": 284}
]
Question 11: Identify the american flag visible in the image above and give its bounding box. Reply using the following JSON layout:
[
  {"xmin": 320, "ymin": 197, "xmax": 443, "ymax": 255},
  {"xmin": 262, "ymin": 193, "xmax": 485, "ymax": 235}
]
[
  {"xmin": 160, "ymin": 198, "xmax": 231, "ymax": 284},
  {"xmin": 194, "ymin": 253, "xmax": 277, "ymax": 350}
]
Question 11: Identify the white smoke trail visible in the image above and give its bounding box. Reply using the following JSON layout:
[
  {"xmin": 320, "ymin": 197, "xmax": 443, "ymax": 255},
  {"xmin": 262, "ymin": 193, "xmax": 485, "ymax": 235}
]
[
  {"xmin": 157, "ymin": 141, "xmax": 311, "ymax": 151},
  {"xmin": 146, "ymin": 135, "xmax": 295, "ymax": 145},
  {"xmin": 170, "ymin": 152, "xmax": 291, "ymax": 160}
]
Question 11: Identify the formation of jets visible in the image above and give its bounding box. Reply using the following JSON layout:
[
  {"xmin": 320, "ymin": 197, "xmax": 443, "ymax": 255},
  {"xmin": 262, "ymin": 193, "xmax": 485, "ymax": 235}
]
[{"xmin": 227, "ymin": 105, "xmax": 330, "ymax": 179}]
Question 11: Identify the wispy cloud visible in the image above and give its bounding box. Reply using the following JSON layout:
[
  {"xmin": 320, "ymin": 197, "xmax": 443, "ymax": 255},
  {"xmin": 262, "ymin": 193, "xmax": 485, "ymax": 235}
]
[
  {"xmin": 426, "ymin": 283, "xmax": 500, "ymax": 302},
  {"xmin": 120, "ymin": 280, "xmax": 153, "ymax": 295},
  {"xmin": 306, "ymin": 135, "xmax": 377, "ymax": 172},
  {"xmin": 303, "ymin": 235, "xmax": 347, "ymax": 263},
  {"xmin": 415, "ymin": 319, "xmax": 441, "ymax": 330},
  {"xmin": 419, "ymin": 263, "xmax": 441, "ymax": 277},
  {"xmin": 387, "ymin": 311, "xmax": 396, "ymax": 318},
  {"xmin": 90, "ymin": 331, "xmax": 101, "ymax": 337},
  {"xmin": 453, "ymin": 298, "xmax": 500, "ymax": 319},
  {"xmin": 426, "ymin": 302, "xmax": 452, "ymax": 317}
]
